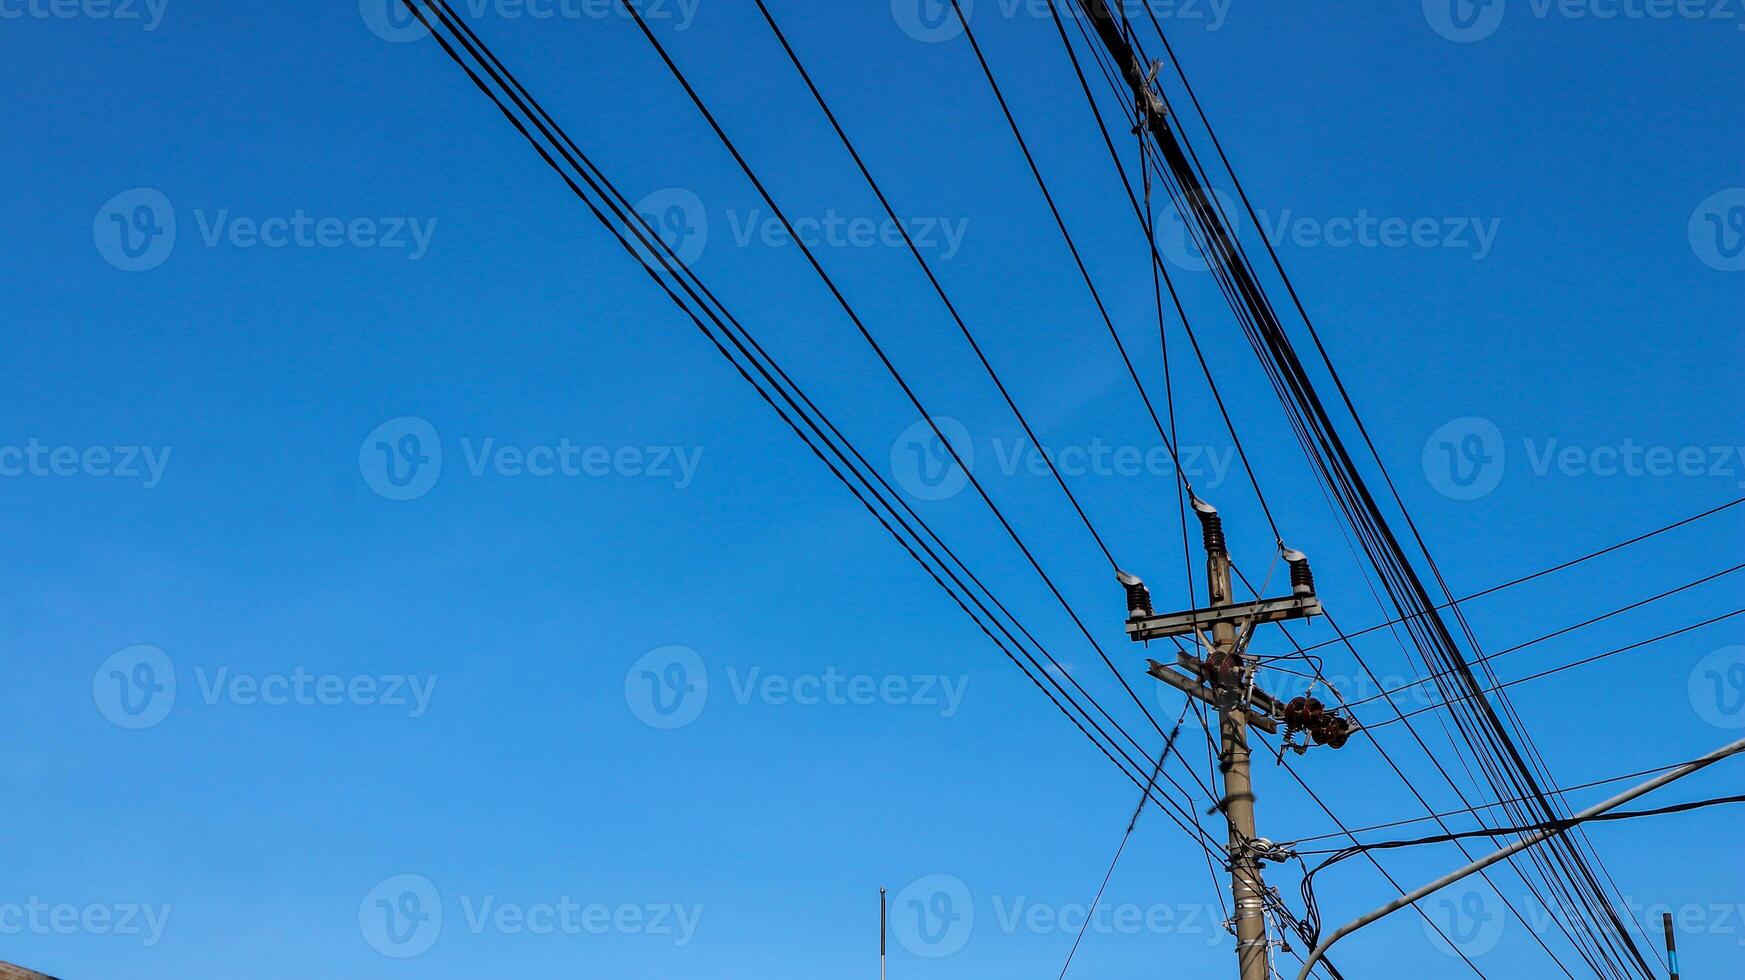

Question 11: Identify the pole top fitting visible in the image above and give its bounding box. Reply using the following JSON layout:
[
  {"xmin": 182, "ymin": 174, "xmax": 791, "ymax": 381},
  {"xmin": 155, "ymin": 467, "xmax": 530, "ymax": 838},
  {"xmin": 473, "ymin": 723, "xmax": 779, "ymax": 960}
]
[
  {"xmin": 1192, "ymin": 496, "xmax": 1227, "ymax": 557},
  {"xmin": 1117, "ymin": 569, "xmax": 1153, "ymax": 619},
  {"xmin": 1280, "ymin": 544, "xmax": 1315, "ymax": 597}
]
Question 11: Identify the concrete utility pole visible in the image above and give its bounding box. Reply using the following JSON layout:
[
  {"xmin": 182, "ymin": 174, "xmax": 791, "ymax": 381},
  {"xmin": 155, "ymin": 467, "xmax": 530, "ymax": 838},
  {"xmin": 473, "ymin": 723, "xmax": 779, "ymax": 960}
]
[
  {"xmin": 1206, "ymin": 508, "xmax": 1268, "ymax": 979},
  {"xmin": 1122, "ymin": 499, "xmax": 1326, "ymax": 980}
]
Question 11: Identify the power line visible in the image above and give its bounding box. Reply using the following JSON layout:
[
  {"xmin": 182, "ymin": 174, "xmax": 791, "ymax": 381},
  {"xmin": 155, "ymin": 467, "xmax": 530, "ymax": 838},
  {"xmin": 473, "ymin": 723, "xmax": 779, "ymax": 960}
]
[
  {"xmin": 1346, "ymin": 561, "xmax": 1745, "ymax": 710},
  {"xmin": 1058, "ymin": 708, "xmax": 1187, "ymax": 979},
  {"xmin": 1367, "ymin": 607, "xmax": 1745, "ymax": 731},
  {"xmin": 1119, "ymin": 5, "xmax": 1657, "ymax": 967},
  {"xmin": 613, "ymin": 0, "xmax": 1183, "ymax": 757},
  {"xmin": 1296, "ymin": 498, "xmax": 1745, "ymax": 655},
  {"xmin": 1287, "ymin": 758, "xmax": 1698, "ymax": 845},
  {"xmin": 395, "ymin": 0, "xmax": 1222, "ymax": 852},
  {"xmin": 1304, "ymin": 794, "xmax": 1745, "ymax": 860}
]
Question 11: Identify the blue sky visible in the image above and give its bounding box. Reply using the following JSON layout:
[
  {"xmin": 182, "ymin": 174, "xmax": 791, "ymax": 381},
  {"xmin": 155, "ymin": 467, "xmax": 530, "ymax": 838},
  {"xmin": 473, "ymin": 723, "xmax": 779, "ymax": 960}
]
[{"xmin": 2, "ymin": 1, "xmax": 1741, "ymax": 977}]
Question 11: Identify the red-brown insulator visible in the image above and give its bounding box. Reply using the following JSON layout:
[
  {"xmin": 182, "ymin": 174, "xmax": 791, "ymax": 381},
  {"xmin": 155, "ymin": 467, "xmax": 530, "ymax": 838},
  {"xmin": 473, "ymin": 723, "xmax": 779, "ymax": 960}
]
[
  {"xmin": 1318, "ymin": 714, "xmax": 1354, "ymax": 750},
  {"xmin": 1201, "ymin": 653, "xmax": 1226, "ymax": 688},
  {"xmin": 1283, "ymin": 697, "xmax": 1309, "ymax": 729}
]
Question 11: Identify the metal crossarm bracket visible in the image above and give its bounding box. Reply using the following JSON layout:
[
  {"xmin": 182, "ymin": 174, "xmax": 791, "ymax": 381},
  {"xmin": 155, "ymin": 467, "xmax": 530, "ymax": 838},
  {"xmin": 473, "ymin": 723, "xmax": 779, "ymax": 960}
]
[
  {"xmin": 1147, "ymin": 659, "xmax": 1281, "ymax": 734},
  {"xmin": 1125, "ymin": 595, "xmax": 1322, "ymax": 643}
]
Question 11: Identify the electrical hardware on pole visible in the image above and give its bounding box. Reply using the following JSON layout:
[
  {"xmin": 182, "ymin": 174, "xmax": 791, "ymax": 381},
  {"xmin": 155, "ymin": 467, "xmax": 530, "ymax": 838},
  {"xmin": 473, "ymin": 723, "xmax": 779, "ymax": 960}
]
[{"xmin": 1118, "ymin": 497, "xmax": 1327, "ymax": 980}]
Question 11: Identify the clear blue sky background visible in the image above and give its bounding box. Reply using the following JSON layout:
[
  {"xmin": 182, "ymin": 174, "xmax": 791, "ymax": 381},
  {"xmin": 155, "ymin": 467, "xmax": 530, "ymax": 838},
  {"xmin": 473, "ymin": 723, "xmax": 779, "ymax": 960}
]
[{"xmin": 2, "ymin": 1, "xmax": 1741, "ymax": 977}]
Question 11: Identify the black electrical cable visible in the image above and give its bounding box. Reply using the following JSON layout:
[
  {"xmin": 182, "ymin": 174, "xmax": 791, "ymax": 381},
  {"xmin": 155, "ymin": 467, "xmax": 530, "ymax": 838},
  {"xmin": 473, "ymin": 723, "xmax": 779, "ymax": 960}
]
[
  {"xmin": 1057, "ymin": 706, "xmax": 1188, "ymax": 979},
  {"xmin": 1368, "ymin": 607, "xmax": 1745, "ymax": 731},
  {"xmin": 1349, "ymin": 564, "xmax": 1745, "ymax": 710},
  {"xmin": 942, "ymin": 0, "xmax": 1197, "ymax": 484},
  {"xmin": 1288, "ymin": 759, "xmax": 1696, "ymax": 846},
  {"xmin": 1305, "ymin": 794, "xmax": 1745, "ymax": 862},
  {"xmin": 1043, "ymin": 0, "xmax": 1599, "ymax": 959},
  {"xmin": 396, "ymin": 0, "xmax": 1226, "ymax": 851},
  {"xmin": 1035, "ymin": 5, "xmax": 1580, "ymax": 957},
  {"xmin": 1230, "ymin": 564, "xmax": 1582, "ymax": 978},
  {"xmin": 612, "ymin": 0, "xmax": 1183, "ymax": 757},
  {"xmin": 1118, "ymin": 9, "xmax": 1657, "ymax": 968},
  {"xmin": 1297, "ymin": 497, "xmax": 1745, "ymax": 654},
  {"xmin": 745, "ymin": 0, "xmax": 1131, "ymax": 572}
]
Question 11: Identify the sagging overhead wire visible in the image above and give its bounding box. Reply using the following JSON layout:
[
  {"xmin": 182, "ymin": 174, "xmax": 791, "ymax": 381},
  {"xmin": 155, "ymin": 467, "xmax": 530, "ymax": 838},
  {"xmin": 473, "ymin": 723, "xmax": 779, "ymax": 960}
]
[
  {"xmin": 1346, "ymin": 563, "xmax": 1745, "ymax": 711},
  {"xmin": 1295, "ymin": 496, "xmax": 1745, "ymax": 656},
  {"xmin": 1103, "ymin": 2, "xmax": 1659, "ymax": 971},
  {"xmin": 390, "ymin": 0, "xmax": 1229, "ymax": 859},
  {"xmin": 611, "ymin": 0, "xmax": 1188, "ymax": 758},
  {"xmin": 1286, "ymin": 755, "xmax": 1711, "ymax": 846},
  {"xmin": 1025, "ymin": 4, "xmax": 1596, "ymax": 968},
  {"xmin": 1366, "ymin": 606, "xmax": 1745, "ymax": 731}
]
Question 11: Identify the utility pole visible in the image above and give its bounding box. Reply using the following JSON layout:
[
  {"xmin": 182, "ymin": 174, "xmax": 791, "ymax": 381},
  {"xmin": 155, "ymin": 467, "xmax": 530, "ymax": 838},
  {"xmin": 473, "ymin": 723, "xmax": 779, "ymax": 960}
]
[
  {"xmin": 1120, "ymin": 499, "xmax": 1332, "ymax": 980},
  {"xmin": 1204, "ymin": 502, "xmax": 1267, "ymax": 980}
]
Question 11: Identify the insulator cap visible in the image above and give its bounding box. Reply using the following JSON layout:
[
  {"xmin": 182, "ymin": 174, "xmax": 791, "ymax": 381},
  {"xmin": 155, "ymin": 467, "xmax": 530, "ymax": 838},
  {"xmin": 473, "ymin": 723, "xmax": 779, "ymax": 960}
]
[
  {"xmin": 1192, "ymin": 496, "xmax": 1227, "ymax": 557},
  {"xmin": 1116, "ymin": 569, "xmax": 1153, "ymax": 620},
  {"xmin": 1281, "ymin": 546, "xmax": 1316, "ymax": 597}
]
